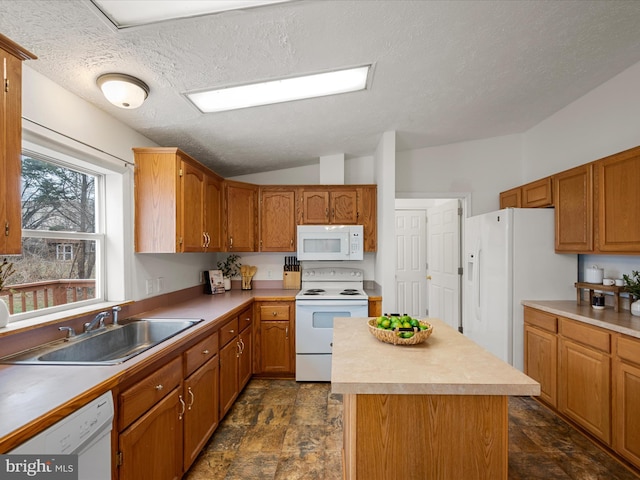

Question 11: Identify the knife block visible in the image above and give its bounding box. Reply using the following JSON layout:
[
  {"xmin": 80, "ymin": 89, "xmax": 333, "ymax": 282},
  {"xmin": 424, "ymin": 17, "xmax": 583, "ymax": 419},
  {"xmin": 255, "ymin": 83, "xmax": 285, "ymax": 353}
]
[{"xmin": 283, "ymin": 271, "xmax": 301, "ymax": 290}]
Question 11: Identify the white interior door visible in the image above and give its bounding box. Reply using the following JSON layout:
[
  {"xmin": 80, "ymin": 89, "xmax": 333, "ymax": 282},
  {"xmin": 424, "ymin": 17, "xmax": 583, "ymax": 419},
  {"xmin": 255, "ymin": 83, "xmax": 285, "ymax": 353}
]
[
  {"xmin": 427, "ymin": 199, "xmax": 461, "ymax": 330},
  {"xmin": 394, "ymin": 210, "xmax": 427, "ymax": 317}
]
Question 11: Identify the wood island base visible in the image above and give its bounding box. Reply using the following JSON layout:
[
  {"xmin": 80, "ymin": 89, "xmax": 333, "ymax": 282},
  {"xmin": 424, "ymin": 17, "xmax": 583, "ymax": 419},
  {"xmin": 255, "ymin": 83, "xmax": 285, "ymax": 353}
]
[{"xmin": 342, "ymin": 393, "xmax": 508, "ymax": 480}]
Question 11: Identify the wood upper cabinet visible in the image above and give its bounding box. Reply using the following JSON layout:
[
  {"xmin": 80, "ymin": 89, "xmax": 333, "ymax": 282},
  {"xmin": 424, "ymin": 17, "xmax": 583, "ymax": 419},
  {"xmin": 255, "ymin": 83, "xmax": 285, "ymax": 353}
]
[
  {"xmin": 0, "ymin": 35, "xmax": 36, "ymax": 254},
  {"xmin": 204, "ymin": 172, "xmax": 224, "ymax": 252},
  {"xmin": 522, "ymin": 177, "xmax": 553, "ymax": 208},
  {"xmin": 554, "ymin": 163, "xmax": 594, "ymax": 253},
  {"xmin": 499, "ymin": 178, "xmax": 552, "ymax": 209},
  {"xmin": 499, "ymin": 187, "xmax": 521, "ymax": 209},
  {"xmin": 595, "ymin": 146, "xmax": 640, "ymax": 254},
  {"xmin": 133, "ymin": 148, "xmax": 222, "ymax": 253},
  {"xmin": 259, "ymin": 187, "xmax": 296, "ymax": 251},
  {"xmin": 225, "ymin": 180, "xmax": 258, "ymax": 251},
  {"xmin": 299, "ymin": 185, "xmax": 377, "ymax": 251},
  {"xmin": 300, "ymin": 187, "xmax": 358, "ymax": 224}
]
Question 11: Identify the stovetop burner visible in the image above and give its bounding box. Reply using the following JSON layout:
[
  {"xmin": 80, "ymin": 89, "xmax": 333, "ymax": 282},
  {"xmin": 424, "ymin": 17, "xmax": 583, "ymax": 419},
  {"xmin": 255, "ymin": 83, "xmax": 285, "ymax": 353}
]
[
  {"xmin": 306, "ymin": 289, "xmax": 325, "ymax": 293},
  {"xmin": 296, "ymin": 267, "xmax": 368, "ymax": 301}
]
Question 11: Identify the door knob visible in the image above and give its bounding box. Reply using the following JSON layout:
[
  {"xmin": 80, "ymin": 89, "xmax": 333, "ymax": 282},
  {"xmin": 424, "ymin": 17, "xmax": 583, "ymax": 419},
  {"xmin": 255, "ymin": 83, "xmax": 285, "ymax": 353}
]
[{"xmin": 427, "ymin": 275, "xmax": 432, "ymax": 280}]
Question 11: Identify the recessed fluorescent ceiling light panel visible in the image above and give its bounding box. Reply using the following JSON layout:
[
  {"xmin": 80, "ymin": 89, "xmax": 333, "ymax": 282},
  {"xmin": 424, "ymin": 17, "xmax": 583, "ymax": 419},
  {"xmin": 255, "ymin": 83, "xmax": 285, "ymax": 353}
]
[
  {"xmin": 187, "ymin": 65, "xmax": 371, "ymax": 113},
  {"xmin": 91, "ymin": 0, "xmax": 294, "ymax": 28}
]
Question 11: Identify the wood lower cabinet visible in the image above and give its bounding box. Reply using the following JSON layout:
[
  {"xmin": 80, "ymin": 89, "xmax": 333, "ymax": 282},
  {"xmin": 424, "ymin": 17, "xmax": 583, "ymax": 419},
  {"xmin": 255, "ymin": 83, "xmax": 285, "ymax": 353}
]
[
  {"xmin": 259, "ymin": 187, "xmax": 296, "ymax": 251},
  {"xmin": 255, "ymin": 302, "xmax": 295, "ymax": 376},
  {"xmin": 523, "ymin": 307, "xmax": 558, "ymax": 407},
  {"xmin": 118, "ymin": 388, "xmax": 183, "ymax": 480},
  {"xmin": 0, "ymin": 35, "xmax": 36, "ymax": 254},
  {"xmin": 558, "ymin": 318, "xmax": 612, "ymax": 445},
  {"xmin": 218, "ymin": 310, "xmax": 253, "ymax": 418},
  {"xmin": 368, "ymin": 297, "xmax": 382, "ymax": 318},
  {"xmin": 614, "ymin": 334, "xmax": 640, "ymax": 469},
  {"xmin": 554, "ymin": 164, "xmax": 594, "ymax": 253},
  {"xmin": 117, "ymin": 356, "xmax": 184, "ymax": 480},
  {"xmin": 182, "ymin": 334, "xmax": 219, "ymax": 471}
]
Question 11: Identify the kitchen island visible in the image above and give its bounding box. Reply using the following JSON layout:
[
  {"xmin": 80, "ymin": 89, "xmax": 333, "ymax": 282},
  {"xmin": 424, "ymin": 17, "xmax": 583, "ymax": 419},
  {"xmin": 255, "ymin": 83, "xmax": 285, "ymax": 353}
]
[{"xmin": 332, "ymin": 317, "xmax": 540, "ymax": 480}]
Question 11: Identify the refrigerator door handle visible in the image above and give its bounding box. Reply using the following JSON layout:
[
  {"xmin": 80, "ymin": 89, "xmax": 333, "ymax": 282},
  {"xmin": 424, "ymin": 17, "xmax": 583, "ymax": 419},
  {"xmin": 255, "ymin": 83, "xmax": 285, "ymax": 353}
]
[{"xmin": 474, "ymin": 246, "xmax": 482, "ymax": 321}]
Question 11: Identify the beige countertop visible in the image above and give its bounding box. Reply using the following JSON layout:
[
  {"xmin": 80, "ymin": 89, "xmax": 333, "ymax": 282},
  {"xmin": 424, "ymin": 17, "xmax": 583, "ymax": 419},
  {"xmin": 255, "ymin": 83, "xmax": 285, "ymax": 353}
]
[
  {"xmin": 522, "ymin": 300, "xmax": 640, "ymax": 339},
  {"xmin": 0, "ymin": 289, "xmax": 296, "ymax": 451},
  {"xmin": 331, "ymin": 317, "xmax": 540, "ymax": 396}
]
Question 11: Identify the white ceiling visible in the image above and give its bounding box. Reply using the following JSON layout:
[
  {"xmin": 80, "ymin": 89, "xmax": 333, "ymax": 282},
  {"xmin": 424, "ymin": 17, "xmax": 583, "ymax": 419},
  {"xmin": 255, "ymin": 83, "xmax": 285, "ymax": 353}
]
[{"xmin": 3, "ymin": 0, "xmax": 640, "ymax": 177}]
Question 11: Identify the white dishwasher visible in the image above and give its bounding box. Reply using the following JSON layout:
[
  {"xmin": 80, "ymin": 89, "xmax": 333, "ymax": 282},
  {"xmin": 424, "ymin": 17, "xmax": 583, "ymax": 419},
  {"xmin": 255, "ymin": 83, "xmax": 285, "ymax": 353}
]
[{"xmin": 10, "ymin": 390, "xmax": 114, "ymax": 480}]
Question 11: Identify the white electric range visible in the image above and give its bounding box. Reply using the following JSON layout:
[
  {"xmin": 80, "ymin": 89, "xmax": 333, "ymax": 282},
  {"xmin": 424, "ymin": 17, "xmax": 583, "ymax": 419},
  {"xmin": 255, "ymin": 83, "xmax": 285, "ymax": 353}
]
[{"xmin": 295, "ymin": 267, "xmax": 368, "ymax": 381}]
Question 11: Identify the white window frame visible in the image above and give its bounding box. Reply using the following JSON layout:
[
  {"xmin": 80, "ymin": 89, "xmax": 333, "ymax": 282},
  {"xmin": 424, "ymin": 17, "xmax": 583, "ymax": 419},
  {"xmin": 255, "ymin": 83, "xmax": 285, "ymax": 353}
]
[{"xmin": 7, "ymin": 120, "xmax": 131, "ymax": 326}]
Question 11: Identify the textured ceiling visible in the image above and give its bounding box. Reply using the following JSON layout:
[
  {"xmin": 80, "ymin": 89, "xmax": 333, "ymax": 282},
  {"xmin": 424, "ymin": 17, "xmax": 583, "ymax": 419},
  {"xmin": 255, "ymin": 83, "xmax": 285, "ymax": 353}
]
[{"xmin": 2, "ymin": 0, "xmax": 640, "ymax": 177}]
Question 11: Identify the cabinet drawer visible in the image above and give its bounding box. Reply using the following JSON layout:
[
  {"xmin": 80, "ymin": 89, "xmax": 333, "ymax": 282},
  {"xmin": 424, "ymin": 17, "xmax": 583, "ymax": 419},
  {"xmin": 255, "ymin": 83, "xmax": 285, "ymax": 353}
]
[
  {"xmin": 524, "ymin": 307, "xmax": 557, "ymax": 333},
  {"xmin": 118, "ymin": 355, "xmax": 182, "ymax": 430},
  {"xmin": 239, "ymin": 307, "xmax": 253, "ymax": 333},
  {"xmin": 560, "ymin": 317, "xmax": 610, "ymax": 353},
  {"xmin": 184, "ymin": 332, "xmax": 218, "ymax": 376},
  {"xmin": 617, "ymin": 334, "xmax": 640, "ymax": 366},
  {"xmin": 260, "ymin": 305, "xmax": 290, "ymax": 321},
  {"xmin": 219, "ymin": 317, "xmax": 239, "ymax": 347}
]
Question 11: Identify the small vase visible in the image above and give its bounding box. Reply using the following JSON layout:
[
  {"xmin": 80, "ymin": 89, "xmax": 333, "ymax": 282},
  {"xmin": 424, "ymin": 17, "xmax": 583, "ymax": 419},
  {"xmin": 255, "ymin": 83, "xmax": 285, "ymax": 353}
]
[
  {"xmin": 631, "ymin": 300, "xmax": 640, "ymax": 317},
  {"xmin": 0, "ymin": 300, "xmax": 10, "ymax": 328},
  {"xmin": 223, "ymin": 277, "xmax": 232, "ymax": 291}
]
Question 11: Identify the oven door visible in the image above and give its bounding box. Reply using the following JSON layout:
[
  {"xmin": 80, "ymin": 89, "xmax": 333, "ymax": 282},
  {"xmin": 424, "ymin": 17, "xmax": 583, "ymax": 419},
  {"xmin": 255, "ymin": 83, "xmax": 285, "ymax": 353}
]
[{"xmin": 295, "ymin": 300, "xmax": 368, "ymax": 353}]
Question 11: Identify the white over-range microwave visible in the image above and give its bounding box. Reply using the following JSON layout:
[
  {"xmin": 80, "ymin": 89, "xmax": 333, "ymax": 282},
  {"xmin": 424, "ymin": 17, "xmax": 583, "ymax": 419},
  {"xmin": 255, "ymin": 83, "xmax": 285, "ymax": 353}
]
[{"xmin": 296, "ymin": 225, "xmax": 364, "ymax": 261}]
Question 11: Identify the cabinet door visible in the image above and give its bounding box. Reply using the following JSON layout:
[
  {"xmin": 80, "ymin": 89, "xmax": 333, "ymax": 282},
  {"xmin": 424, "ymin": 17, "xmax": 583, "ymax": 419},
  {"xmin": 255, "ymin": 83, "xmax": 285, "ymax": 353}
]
[
  {"xmin": 219, "ymin": 338, "xmax": 239, "ymax": 417},
  {"xmin": 1, "ymin": 50, "xmax": 23, "ymax": 254},
  {"xmin": 614, "ymin": 359, "xmax": 640, "ymax": 469},
  {"xmin": 238, "ymin": 326, "xmax": 252, "ymax": 389},
  {"xmin": 260, "ymin": 188, "xmax": 296, "ymax": 251},
  {"xmin": 596, "ymin": 148, "xmax": 640, "ymax": 253},
  {"xmin": 226, "ymin": 181, "xmax": 257, "ymax": 251},
  {"xmin": 554, "ymin": 164, "xmax": 593, "ymax": 252},
  {"xmin": 183, "ymin": 357, "xmax": 219, "ymax": 471},
  {"xmin": 301, "ymin": 190, "xmax": 330, "ymax": 224},
  {"xmin": 358, "ymin": 186, "xmax": 377, "ymax": 251},
  {"xmin": 330, "ymin": 189, "xmax": 358, "ymax": 224},
  {"xmin": 499, "ymin": 187, "xmax": 521, "ymax": 209},
  {"xmin": 118, "ymin": 388, "xmax": 183, "ymax": 480},
  {"xmin": 259, "ymin": 321, "xmax": 291, "ymax": 374},
  {"xmin": 524, "ymin": 325, "xmax": 557, "ymax": 407},
  {"xmin": 522, "ymin": 177, "xmax": 553, "ymax": 208},
  {"xmin": 181, "ymin": 160, "xmax": 205, "ymax": 252},
  {"xmin": 204, "ymin": 173, "xmax": 223, "ymax": 251},
  {"xmin": 559, "ymin": 338, "xmax": 611, "ymax": 444}
]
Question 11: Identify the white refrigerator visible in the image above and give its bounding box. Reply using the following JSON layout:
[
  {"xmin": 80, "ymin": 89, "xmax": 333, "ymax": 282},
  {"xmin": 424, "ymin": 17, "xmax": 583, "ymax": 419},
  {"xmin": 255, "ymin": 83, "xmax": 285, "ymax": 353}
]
[{"xmin": 463, "ymin": 208, "xmax": 577, "ymax": 371}]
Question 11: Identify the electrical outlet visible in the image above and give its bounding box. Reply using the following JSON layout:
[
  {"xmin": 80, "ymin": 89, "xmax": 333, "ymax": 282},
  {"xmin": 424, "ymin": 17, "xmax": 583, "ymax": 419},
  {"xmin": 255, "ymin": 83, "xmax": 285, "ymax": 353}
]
[
  {"xmin": 156, "ymin": 277, "xmax": 165, "ymax": 292},
  {"xmin": 145, "ymin": 279, "xmax": 153, "ymax": 295}
]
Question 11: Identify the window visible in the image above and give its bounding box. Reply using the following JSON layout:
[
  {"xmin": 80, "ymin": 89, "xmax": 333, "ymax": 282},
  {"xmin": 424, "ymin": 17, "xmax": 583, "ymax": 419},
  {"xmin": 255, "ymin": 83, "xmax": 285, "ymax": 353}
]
[
  {"xmin": 56, "ymin": 243, "xmax": 74, "ymax": 261},
  {"xmin": 0, "ymin": 151, "xmax": 105, "ymax": 318}
]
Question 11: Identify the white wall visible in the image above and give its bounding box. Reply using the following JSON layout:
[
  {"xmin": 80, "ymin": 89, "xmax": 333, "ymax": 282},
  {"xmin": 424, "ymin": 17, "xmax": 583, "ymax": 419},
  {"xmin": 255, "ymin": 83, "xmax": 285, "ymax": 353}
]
[
  {"xmin": 396, "ymin": 134, "xmax": 523, "ymax": 216},
  {"xmin": 22, "ymin": 66, "xmax": 217, "ymax": 301}
]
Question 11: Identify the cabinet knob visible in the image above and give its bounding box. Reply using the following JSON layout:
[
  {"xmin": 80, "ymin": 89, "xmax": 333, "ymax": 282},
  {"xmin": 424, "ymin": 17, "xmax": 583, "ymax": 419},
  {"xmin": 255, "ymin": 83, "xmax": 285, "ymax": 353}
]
[
  {"xmin": 229, "ymin": 329, "xmax": 235, "ymax": 334},
  {"xmin": 202, "ymin": 349, "xmax": 210, "ymax": 355},
  {"xmin": 272, "ymin": 311, "xmax": 277, "ymax": 316},
  {"xmin": 155, "ymin": 384, "xmax": 164, "ymax": 391}
]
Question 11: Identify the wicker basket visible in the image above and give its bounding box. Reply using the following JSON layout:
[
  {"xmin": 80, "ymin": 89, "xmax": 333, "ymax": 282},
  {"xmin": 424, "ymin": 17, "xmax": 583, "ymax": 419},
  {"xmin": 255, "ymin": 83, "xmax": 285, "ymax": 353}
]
[{"xmin": 368, "ymin": 318, "xmax": 433, "ymax": 346}]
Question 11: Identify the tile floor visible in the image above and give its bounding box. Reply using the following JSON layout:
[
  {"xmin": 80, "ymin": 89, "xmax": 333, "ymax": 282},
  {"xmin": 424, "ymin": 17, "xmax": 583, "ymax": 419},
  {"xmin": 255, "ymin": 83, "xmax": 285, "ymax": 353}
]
[{"xmin": 184, "ymin": 379, "xmax": 640, "ymax": 480}]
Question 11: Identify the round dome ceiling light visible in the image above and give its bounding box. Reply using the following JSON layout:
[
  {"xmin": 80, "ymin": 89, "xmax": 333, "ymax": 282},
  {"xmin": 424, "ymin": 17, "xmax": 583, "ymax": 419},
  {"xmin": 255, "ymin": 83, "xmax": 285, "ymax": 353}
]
[{"xmin": 97, "ymin": 73, "xmax": 149, "ymax": 109}]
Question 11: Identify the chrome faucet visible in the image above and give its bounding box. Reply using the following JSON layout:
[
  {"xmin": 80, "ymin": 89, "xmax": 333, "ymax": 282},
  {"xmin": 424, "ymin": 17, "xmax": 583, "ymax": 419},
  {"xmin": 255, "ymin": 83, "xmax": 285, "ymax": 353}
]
[
  {"xmin": 112, "ymin": 305, "xmax": 121, "ymax": 326},
  {"xmin": 84, "ymin": 311, "xmax": 110, "ymax": 333},
  {"xmin": 58, "ymin": 326, "xmax": 76, "ymax": 338}
]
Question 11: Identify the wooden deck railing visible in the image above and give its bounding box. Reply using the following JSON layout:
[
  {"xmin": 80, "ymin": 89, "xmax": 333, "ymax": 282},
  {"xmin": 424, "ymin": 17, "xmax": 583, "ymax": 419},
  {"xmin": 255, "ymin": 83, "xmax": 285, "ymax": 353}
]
[{"xmin": 0, "ymin": 279, "xmax": 96, "ymax": 314}]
